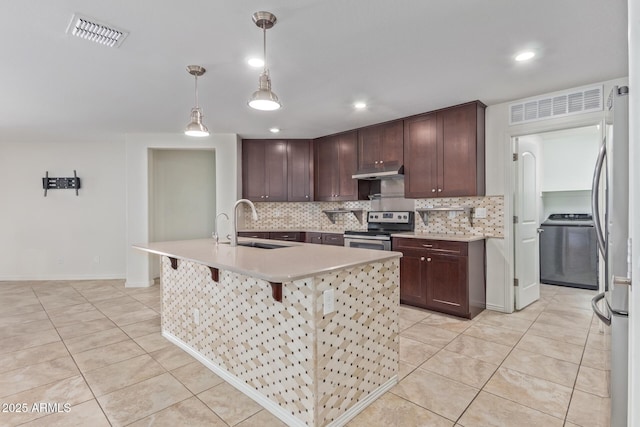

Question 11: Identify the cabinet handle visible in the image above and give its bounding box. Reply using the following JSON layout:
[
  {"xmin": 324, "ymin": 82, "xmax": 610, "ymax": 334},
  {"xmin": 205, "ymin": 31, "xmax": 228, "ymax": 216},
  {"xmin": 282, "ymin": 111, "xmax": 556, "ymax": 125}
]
[
  {"xmin": 282, "ymin": 235, "xmax": 289, "ymax": 238},
  {"xmin": 265, "ymin": 195, "xmax": 269, "ymax": 199},
  {"xmin": 261, "ymin": 195, "xmax": 265, "ymax": 199},
  {"xmin": 305, "ymin": 195, "xmax": 309, "ymax": 198},
  {"xmin": 422, "ymin": 244, "xmax": 433, "ymax": 248},
  {"xmin": 437, "ymin": 189, "xmax": 442, "ymax": 192},
  {"xmin": 380, "ymin": 160, "xmax": 384, "ymax": 164},
  {"xmin": 427, "ymin": 258, "xmax": 432, "ymax": 262},
  {"xmin": 431, "ymin": 189, "xmax": 436, "ymax": 192},
  {"xmin": 375, "ymin": 161, "xmax": 379, "ymax": 164},
  {"xmin": 420, "ymin": 257, "xmax": 425, "ymax": 261}
]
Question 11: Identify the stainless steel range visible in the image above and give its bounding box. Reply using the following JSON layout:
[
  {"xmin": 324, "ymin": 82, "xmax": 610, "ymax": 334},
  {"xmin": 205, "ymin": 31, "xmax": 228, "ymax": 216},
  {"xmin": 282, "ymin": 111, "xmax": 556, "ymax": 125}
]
[{"xmin": 344, "ymin": 211, "xmax": 414, "ymax": 251}]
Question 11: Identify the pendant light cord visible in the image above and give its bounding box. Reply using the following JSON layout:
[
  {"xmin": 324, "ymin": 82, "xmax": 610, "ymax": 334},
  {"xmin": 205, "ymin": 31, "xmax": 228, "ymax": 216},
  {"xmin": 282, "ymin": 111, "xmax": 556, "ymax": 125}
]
[
  {"xmin": 194, "ymin": 75, "xmax": 199, "ymax": 108},
  {"xmin": 262, "ymin": 23, "xmax": 268, "ymax": 75}
]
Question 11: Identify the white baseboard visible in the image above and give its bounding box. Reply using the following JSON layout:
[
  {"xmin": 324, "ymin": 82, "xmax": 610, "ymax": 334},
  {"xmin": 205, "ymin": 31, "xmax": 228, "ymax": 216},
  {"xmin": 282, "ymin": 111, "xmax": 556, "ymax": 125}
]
[
  {"xmin": 326, "ymin": 376, "xmax": 398, "ymax": 427},
  {"xmin": 486, "ymin": 303, "xmax": 508, "ymax": 312},
  {"xmin": 0, "ymin": 274, "xmax": 124, "ymax": 281},
  {"xmin": 124, "ymin": 279, "xmax": 155, "ymax": 287},
  {"xmin": 163, "ymin": 330, "xmax": 396, "ymax": 427},
  {"xmin": 163, "ymin": 331, "xmax": 307, "ymax": 427}
]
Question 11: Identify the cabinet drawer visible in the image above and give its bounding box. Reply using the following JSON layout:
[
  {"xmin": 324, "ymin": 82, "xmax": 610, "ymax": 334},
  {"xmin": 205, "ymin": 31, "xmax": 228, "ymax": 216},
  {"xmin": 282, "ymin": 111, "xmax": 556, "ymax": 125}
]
[
  {"xmin": 269, "ymin": 232, "xmax": 301, "ymax": 242},
  {"xmin": 304, "ymin": 232, "xmax": 323, "ymax": 244},
  {"xmin": 237, "ymin": 231, "xmax": 270, "ymax": 239},
  {"xmin": 392, "ymin": 238, "xmax": 467, "ymax": 255},
  {"xmin": 322, "ymin": 233, "xmax": 345, "ymax": 246}
]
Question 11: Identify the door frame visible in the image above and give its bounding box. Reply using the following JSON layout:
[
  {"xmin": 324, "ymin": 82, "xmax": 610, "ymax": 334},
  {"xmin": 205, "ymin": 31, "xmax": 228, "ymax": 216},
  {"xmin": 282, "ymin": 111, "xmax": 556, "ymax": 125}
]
[{"xmin": 504, "ymin": 115, "xmax": 605, "ymax": 312}]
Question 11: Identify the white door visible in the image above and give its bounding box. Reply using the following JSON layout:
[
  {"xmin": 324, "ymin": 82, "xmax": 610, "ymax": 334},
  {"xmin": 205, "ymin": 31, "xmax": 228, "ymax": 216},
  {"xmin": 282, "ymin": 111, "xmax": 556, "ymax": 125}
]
[{"xmin": 514, "ymin": 136, "xmax": 541, "ymax": 310}]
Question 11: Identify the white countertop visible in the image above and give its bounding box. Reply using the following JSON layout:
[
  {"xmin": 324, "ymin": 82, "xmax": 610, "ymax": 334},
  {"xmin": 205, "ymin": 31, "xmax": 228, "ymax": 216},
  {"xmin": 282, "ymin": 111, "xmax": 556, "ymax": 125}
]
[
  {"xmin": 133, "ymin": 238, "xmax": 401, "ymax": 282},
  {"xmin": 391, "ymin": 232, "xmax": 486, "ymax": 242}
]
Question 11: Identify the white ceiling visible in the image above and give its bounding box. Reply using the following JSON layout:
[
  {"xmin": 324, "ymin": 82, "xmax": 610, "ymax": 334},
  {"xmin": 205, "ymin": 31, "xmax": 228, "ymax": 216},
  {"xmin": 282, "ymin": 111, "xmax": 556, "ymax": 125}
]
[{"xmin": 0, "ymin": 0, "xmax": 628, "ymax": 140}]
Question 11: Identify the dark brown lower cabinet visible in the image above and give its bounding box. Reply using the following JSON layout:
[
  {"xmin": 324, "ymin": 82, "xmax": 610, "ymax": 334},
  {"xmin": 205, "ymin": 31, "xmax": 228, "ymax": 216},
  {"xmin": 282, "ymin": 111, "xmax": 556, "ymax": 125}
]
[
  {"xmin": 392, "ymin": 237, "xmax": 485, "ymax": 319},
  {"xmin": 321, "ymin": 233, "xmax": 344, "ymax": 246},
  {"xmin": 237, "ymin": 231, "xmax": 270, "ymax": 239},
  {"xmin": 304, "ymin": 232, "xmax": 323, "ymax": 244}
]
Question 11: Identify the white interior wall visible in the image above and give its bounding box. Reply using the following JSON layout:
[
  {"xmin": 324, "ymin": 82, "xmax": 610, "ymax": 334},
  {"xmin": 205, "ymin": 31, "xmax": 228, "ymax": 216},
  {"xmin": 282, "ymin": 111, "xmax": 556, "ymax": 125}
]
[
  {"xmin": 125, "ymin": 133, "xmax": 240, "ymax": 287},
  {"xmin": 0, "ymin": 138, "xmax": 127, "ymax": 280},
  {"xmin": 484, "ymin": 77, "xmax": 628, "ymax": 312},
  {"xmin": 540, "ymin": 127, "xmax": 600, "ymax": 192}
]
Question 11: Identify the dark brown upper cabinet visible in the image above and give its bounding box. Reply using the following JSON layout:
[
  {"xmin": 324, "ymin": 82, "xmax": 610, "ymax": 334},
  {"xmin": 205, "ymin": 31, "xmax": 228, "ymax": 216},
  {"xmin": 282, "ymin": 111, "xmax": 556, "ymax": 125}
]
[
  {"xmin": 287, "ymin": 140, "xmax": 313, "ymax": 201},
  {"xmin": 404, "ymin": 101, "xmax": 486, "ymax": 198},
  {"xmin": 242, "ymin": 139, "xmax": 288, "ymax": 202},
  {"xmin": 314, "ymin": 131, "xmax": 359, "ymax": 201},
  {"xmin": 357, "ymin": 120, "xmax": 404, "ymax": 172},
  {"xmin": 242, "ymin": 139, "xmax": 313, "ymax": 202}
]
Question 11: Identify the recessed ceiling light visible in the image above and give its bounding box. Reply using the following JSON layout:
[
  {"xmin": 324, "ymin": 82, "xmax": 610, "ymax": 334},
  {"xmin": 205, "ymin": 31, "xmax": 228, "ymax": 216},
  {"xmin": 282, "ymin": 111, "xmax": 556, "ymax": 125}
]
[
  {"xmin": 269, "ymin": 127, "xmax": 280, "ymax": 133},
  {"xmin": 354, "ymin": 102, "xmax": 367, "ymax": 109},
  {"xmin": 247, "ymin": 58, "xmax": 264, "ymax": 68},
  {"xmin": 515, "ymin": 51, "xmax": 535, "ymax": 62}
]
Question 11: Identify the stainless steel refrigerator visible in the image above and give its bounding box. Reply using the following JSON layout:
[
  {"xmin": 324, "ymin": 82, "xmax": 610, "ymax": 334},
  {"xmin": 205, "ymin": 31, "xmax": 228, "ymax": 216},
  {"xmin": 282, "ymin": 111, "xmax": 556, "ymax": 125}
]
[{"xmin": 591, "ymin": 85, "xmax": 631, "ymax": 427}]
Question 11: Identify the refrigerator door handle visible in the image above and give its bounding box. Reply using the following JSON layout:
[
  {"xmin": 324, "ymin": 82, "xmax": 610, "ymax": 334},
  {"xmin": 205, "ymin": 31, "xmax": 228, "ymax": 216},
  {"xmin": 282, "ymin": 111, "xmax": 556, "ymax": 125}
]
[
  {"xmin": 591, "ymin": 140, "xmax": 607, "ymax": 257},
  {"xmin": 591, "ymin": 292, "xmax": 611, "ymax": 326}
]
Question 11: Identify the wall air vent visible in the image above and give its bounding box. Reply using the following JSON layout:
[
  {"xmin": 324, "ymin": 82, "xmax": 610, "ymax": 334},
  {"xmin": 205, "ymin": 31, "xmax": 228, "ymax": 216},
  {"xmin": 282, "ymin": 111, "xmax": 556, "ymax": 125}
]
[
  {"xmin": 509, "ymin": 85, "xmax": 603, "ymax": 125},
  {"xmin": 65, "ymin": 14, "xmax": 128, "ymax": 48}
]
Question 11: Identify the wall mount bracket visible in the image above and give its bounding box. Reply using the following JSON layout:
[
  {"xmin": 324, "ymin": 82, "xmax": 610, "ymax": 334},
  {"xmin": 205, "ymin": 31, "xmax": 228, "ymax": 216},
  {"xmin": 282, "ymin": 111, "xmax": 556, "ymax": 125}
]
[{"xmin": 43, "ymin": 170, "xmax": 81, "ymax": 197}]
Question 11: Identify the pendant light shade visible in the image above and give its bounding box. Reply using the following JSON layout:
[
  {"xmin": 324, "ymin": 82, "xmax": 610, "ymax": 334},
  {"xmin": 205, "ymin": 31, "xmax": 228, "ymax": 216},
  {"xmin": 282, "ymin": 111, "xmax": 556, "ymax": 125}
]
[
  {"xmin": 185, "ymin": 65, "xmax": 210, "ymax": 137},
  {"xmin": 248, "ymin": 11, "xmax": 281, "ymax": 111}
]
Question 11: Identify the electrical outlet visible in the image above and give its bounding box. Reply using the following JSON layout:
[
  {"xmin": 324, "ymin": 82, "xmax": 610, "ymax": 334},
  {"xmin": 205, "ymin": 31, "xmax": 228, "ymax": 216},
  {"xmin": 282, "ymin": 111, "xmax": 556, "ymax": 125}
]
[
  {"xmin": 323, "ymin": 289, "xmax": 335, "ymax": 315},
  {"xmin": 193, "ymin": 308, "xmax": 200, "ymax": 325},
  {"xmin": 448, "ymin": 211, "xmax": 456, "ymax": 219},
  {"xmin": 474, "ymin": 207, "xmax": 487, "ymax": 219}
]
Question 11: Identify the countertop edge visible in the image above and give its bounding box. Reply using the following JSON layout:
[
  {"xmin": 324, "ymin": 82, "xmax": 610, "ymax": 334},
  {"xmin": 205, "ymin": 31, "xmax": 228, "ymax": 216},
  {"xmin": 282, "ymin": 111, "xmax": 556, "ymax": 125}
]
[
  {"xmin": 133, "ymin": 240, "xmax": 402, "ymax": 283},
  {"xmin": 390, "ymin": 233, "xmax": 487, "ymax": 242}
]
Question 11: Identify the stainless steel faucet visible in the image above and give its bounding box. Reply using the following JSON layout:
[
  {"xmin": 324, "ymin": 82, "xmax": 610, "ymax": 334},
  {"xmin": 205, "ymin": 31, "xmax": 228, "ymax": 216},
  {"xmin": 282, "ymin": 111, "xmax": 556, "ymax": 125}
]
[
  {"xmin": 213, "ymin": 212, "xmax": 229, "ymax": 244},
  {"xmin": 230, "ymin": 199, "xmax": 258, "ymax": 246}
]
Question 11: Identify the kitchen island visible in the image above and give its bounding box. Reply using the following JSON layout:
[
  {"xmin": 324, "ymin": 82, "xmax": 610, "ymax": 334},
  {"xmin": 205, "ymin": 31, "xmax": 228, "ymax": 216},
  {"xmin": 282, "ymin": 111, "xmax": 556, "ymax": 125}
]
[{"xmin": 133, "ymin": 238, "xmax": 401, "ymax": 427}]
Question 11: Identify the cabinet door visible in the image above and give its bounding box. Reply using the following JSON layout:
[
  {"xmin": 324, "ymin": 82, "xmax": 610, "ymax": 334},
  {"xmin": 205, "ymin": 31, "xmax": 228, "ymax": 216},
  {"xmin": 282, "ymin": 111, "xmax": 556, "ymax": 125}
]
[
  {"xmin": 399, "ymin": 250, "xmax": 428, "ymax": 307},
  {"xmin": 242, "ymin": 140, "xmax": 267, "ymax": 201},
  {"xmin": 264, "ymin": 140, "xmax": 288, "ymax": 202},
  {"xmin": 336, "ymin": 131, "xmax": 358, "ymax": 201},
  {"xmin": 426, "ymin": 253, "xmax": 468, "ymax": 316},
  {"xmin": 287, "ymin": 140, "xmax": 312, "ymax": 201},
  {"xmin": 438, "ymin": 103, "xmax": 480, "ymax": 197},
  {"xmin": 358, "ymin": 121, "xmax": 403, "ymax": 171},
  {"xmin": 314, "ymin": 135, "xmax": 337, "ymax": 201},
  {"xmin": 404, "ymin": 113, "xmax": 438, "ymax": 198}
]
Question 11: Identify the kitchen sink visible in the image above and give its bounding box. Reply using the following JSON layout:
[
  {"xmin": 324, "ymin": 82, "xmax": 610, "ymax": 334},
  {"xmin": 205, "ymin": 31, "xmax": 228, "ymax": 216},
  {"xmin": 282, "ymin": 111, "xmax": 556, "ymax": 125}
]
[{"xmin": 237, "ymin": 241, "xmax": 289, "ymax": 249}]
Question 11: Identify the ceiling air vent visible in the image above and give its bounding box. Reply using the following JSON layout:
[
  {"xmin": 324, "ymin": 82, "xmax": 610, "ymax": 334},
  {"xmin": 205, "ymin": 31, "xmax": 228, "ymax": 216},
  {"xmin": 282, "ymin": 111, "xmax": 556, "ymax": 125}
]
[
  {"xmin": 65, "ymin": 14, "xmax": 128, "ymax": 48},
  {"xmin": 509, "ymin": 85, "xmax": 603, "ymax": 125}
]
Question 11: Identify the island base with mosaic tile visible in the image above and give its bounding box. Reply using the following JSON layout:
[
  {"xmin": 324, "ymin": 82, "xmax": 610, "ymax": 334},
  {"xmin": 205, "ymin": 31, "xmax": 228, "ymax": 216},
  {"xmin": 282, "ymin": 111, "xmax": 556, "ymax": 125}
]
[{"xmin": 159, "ymin": 256, "xmax": 400, "ymax": 427}]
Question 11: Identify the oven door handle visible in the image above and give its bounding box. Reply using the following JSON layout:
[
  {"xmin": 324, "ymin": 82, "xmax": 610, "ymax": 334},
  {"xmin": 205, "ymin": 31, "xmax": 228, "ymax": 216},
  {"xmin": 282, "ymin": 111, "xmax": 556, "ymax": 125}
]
[{"xmin": 343, "ymin": 234, "xmax": 389, "ymax": 241}]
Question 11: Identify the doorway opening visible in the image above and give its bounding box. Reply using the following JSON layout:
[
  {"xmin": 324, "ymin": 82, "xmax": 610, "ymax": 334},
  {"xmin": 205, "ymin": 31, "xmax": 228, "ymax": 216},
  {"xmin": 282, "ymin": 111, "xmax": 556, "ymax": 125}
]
[
  {"xmin": 513, "ymin": 125, "xmax": 601, "ymax": 309},
  {"xmin": 148, "ymin": 149, "xmax": 216, "ymax": 278}
]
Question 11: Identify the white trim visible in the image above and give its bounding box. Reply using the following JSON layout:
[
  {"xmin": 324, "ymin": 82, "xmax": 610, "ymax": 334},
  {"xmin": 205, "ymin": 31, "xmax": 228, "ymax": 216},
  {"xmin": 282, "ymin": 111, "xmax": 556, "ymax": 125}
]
[
  {"xmin": 486, "ymin": 302, "xmax": 508, "ymax": 313},
  {"xmin": 162, "ymin": 330, "xmax": 307, "ymax": 427},
  {"xmin": 326, "ymin": 376, "xmax": 398, "ymax": 427},
  {"xmin": 124, "ymin": 279, "xmax": 155, "ymax": 288},
  {"xmin": 163, "ymin": 330, "xmax": 398, "ymax": 427},
  {"xmin": 0, "ymin": 274, "xmax": 124, "ymax": 281}
]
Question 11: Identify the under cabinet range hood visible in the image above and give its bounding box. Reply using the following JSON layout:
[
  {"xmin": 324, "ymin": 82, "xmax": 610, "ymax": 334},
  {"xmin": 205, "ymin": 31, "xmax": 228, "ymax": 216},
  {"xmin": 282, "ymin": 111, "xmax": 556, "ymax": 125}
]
[{"xmin": 352, "ymin": 164, "xmax": 404, "ymax": 180}]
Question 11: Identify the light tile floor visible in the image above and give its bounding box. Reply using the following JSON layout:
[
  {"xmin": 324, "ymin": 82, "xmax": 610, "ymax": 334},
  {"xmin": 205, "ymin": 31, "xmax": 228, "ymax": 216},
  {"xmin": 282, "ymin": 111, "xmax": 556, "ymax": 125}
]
[{"xmin": 0, "ymin": 280, "xmax": 610, "ymax": 426}]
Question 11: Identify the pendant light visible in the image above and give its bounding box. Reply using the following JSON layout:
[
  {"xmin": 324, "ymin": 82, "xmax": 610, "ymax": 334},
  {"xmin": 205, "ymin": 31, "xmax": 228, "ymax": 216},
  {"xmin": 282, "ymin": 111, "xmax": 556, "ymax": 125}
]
[
  {"xmin": 185, "ymin": 65, "xmax": 210, "ymax": 137},
  {"xmin": 248, "ymin": 11, "xmax": 281, "ymax": 111}
]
